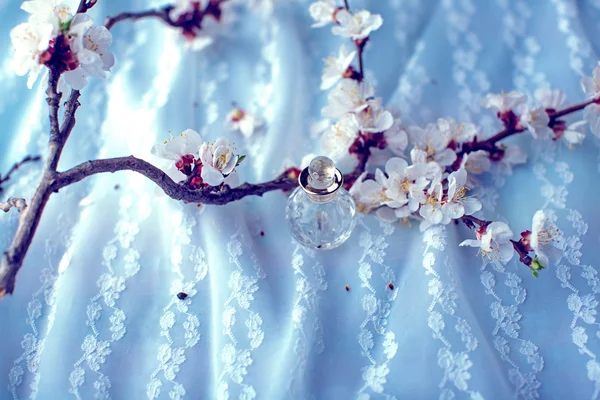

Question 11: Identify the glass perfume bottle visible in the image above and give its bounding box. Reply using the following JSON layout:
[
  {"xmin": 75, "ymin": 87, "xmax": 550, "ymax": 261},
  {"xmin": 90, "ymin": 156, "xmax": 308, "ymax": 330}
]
[{"xmin": 286, "ymin": 156, "xmax": 357, "ymax": 249}]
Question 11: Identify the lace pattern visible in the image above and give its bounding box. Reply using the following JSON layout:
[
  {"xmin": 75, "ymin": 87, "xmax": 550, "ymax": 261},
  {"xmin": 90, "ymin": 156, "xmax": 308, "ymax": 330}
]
[{"xmin": 356, "ymin": 218, "xmax": 399, "ymax": 399}]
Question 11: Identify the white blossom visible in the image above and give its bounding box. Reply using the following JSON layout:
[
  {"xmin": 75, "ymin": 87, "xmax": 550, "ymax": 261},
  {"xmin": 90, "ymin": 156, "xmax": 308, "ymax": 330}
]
[
  {"xmin": 199, "ymin": 137, "xmax": 239, "ymax": 186},
  {"xmin": 321, "ymin": 44, "xmax": 356, "ymax": 90},
  {"xmin": 349, "ymin": 172, "xmax": 377, "ymax": 214},
  {"xmin": 64, "ymin": 14, "xmax": 114, "ymax": 90},
  {"xmin": 460, "ymin": 221, "xmax": 515, "ymax": 264},
  {"xmin": 493, "ymin": 145, "xmax": 527, "ymax": 174},
  {"xmin": 407, "ymin": 123, "xmax": 457, "ymax": 167},
  {"xmin": 583, "ymin": 103, "xmax": 600, "ymax": 137},
  {"xmin": 151, "ymin": 129, "xmax": 203, "ymax": 161},
  {"xmin": 437, "ymin": 117, "xmax": 478, "ymax": 145},
  {"xmin": 332, "ymin": 9, "xmax": 383, "ymax": 40},
  {"xmin": 530, "ymin": 210, "xmax": 560, "ymax": 267},
  {"xmin": 561, "ymin": 120, "xmax": 587, "ymax": 148},
  {"xmin": 10, "ymin": 21, "xmax": 54, "ymax": 88},
  {"xmin": 225, "ymin": 107, "xmax": 264, "ymax": 138},
  {"xmin": 518, "ymin": 104, "xmax": 550, "ymax": 139},
  {"xmin": 309, "ymin": 0, "xmax": 336, "ymax": 28},
  {"xmin": 581, "ymin": 62, "xmax": 600, "ymax": 98},
  {"xmin": 482, "ymin": 91, "xmax": 526, "ymax": 113},
  {"xmin": 320, "ymin": 113, "xmax": 360, "ymax": 162},
  {"xmin": 419, "ymin": 177, "xmax": 448, "ymax": 229},
  {"xmin": 169, "ymin": 0, "xmax": 234, "ymax": 51},
  {"xmin": 534, "ymin": 87, "xmax": 566, "ymax": 110},
  {"xmin": 360, "ymin": 158, "xmax": 431, "ymax": 222},
  {"xmin": 354, "ymin": 98, "xmax": 394, "ymax": 133},
  {"xmin": 409, "ymin": 148, "xmax": 444, "ymax": 180},
  {"xmin": 322, "ymin": 79, "xmax": 374, "ymax": 118},
  {"xmin": 384, "ymin": 110, "xmax": 408, "ymax": 156},
  {"xmin": 21, "ymin": 0, "xmax": 73, "ymax": 31},
  {"xmin": 460, "ymin": 150, "xmax": 491, "ymax": 175},
  {"xmin": 441, "ymin": 168, "xmax": 482, "ymax": 219}
]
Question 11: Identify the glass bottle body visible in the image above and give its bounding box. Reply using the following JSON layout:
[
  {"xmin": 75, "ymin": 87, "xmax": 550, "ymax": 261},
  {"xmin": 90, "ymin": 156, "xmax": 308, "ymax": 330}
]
[{"xmin": 286, "ymin": 186, "xmax": 357, "ymax": 250}]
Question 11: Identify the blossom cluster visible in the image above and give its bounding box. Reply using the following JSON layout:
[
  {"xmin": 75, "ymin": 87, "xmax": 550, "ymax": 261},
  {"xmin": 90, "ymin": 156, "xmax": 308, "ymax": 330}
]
[
  {"xmin": 168, "ymin": 0, "xmax": 235, "ymax": 51},
  {"xmin": 11, "ymin": 0, "xmax": 114, "ymax": 89},
  {"xmin": 307, "ymin": 0, "xmax": 578, "ymax": 274},
  {"xmin": 151, "ymin": 129, "xmax": 244, "ymax": 187}
]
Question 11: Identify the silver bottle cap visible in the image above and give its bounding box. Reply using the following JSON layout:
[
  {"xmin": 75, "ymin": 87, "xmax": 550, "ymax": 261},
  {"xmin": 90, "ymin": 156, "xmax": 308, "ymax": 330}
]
[{"xmin": 299, "ymin": 156, "xmax": 343, "ymax": 203}]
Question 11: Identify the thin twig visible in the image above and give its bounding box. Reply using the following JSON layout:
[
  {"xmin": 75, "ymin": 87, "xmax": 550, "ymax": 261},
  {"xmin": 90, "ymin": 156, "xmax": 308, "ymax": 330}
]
[
  {"xmin": 463, "ymin": 97, "xmax": 599, "ymax": 156},
  {"xmin": 549, "ymin": 98, "xmax": 596, "ymax": 121},
  {"xmin": 76, "ymin": 0, "xmax": 98, "ymax": 14},
  {"xmin": 0, "ymin": 155, "xmax": 41, "ymax": 191},
  {"xmin": 341, "ymin": 0, "xmax": 366, "ymax": 80},
  {"xmin": 104, "ymin": 7, "xmax": 176, "ymax": 30}
]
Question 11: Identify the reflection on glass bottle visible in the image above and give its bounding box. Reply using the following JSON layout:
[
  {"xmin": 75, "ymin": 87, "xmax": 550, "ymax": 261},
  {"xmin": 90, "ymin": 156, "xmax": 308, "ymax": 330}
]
[{"xmin": 286, "ymin": 156, "xmax": 357, "ymax": 249}]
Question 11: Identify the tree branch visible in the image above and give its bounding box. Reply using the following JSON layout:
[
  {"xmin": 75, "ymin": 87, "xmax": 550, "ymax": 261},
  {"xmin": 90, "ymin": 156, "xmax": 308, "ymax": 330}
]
[
  {"xmin": 53, "ymin": 156, "xmax": 298, "ymax": 205},
  {"xmin": 0, "ymin": 155, "xmax": 41, "ymax": 191},
  {"xmin": 77, "ymin": 0, "xmax": 98, "ymax": 14},
  {"xmin": 462, "ymin": 97, "xmax": 600, "ymax": 156},
  {"xmin": 549, "ymin": 98, "xmax": 596, "ymax": 121},
  {"xmin": 104, "ymin": 7, "xmax": 176, "ymax": 30},
  {"xmin": 0, "ymin": 67, "xmax": 83, "ymax": 297}
]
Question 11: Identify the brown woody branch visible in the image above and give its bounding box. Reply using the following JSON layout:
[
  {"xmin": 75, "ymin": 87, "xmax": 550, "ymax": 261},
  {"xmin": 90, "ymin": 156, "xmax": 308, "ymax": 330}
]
[
  {"xmin": 461, "ymin": 97, "xmax": 599, "ymax": 157},
  {"xmin": 0, "ymin": 66, "xmax": 83, "ymax": 297},
  {"xmin": 105, "ymin": 7, "xmax": 176, "ymax": 30},
  {"xmin": 53, "ymin": 156, "xmax": 298, "ymax": 205},
  {"xmin": 77, "ymin": 0, "xmax": 98, "ymax": 14}
]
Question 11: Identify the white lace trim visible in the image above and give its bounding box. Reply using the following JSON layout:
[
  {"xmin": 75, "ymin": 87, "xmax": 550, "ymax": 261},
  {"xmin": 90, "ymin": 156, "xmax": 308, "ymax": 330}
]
[
  {"xmin": 146, "ymin": 212, "xmax": 207, "ymax": 400},
  {"xmin": 356, "ymin": 218, "xmax": 399, "ymax": 398},
  {"xmin": 423, "ymin": 226, "xmax": 484, "ymax": 399}
]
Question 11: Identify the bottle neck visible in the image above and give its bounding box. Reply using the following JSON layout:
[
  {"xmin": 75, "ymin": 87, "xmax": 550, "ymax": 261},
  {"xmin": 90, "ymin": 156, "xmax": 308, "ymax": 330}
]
[{"xmin": 306, "ymin": 190, "xmax": 337, "ymax": 203}]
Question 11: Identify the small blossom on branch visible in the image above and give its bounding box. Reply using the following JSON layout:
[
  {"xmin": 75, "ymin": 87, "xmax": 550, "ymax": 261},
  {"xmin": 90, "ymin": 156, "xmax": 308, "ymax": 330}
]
[
  {"xmin": 320, "ymin": 113, "xmax": 360, "ymax": 162},
  {"xmin": 10, "ymin": 19, "xmax": 55, "ymax": 88},
  {"xmin": 331, "ymin": 9, "xmax": 382, "ymax": 40},
  {"xmin": 407, "ymin": 123, "xmax": 457, "ymax": 167},
  {"xmin": 383, "ymin": 112, "xmax": 408, "ymax": 156},
  {"xmin": 152, "ymin": 129, "xmax": 243, "ymax": 188},
  {"xmin": 583, "ymin": 103, "xmax": 600, "ymax": 137},
  {"xmin": 151, "ymin": 129, "xmax": 203, "ymax": 163},
  {"xmin": 169, "ymin": 0, "xmax": 234, "ymax": 51},
  {"xmin": 556, "ymin": 120, "xmax": 587, "ymax": 148},
  {"xmin": 535, "ymin": 87, "xmax": 566, "ymax": 111},
  {"xmin": 11, "ymin": 0, "xmax": 114, "ymax": 89},
  {"xmin": 522, "ymin": 210, "xmax": 561, "ymax": 269},
  {"xmin": 482, "ymin": 91, "xmax": 527, "ymax": 114},
  {"xmin": 199, "ymin": 137, "xmax": 240, "ymax": 186},
  {"xmin": 460, "ymin": 150, "xmax": 491, "ymax": 175},
  {"xmin": 460, "ymin": 221, "xmax": 515, "ymax": 265},
  {"xmin": 322, "ymin": 79, "xmax": 374, "ymax": 118},
  {"xmin": 225, "ymin": 106, "xmax": 264, "ymax": 138},
  {"xmin": 491, "ymin": 145, "xmax": 527, "ymax": 174},
  {"xmin": 63, "ymin": 14, "xmax": 114, "ymax": 90},
  {"xmin": 308, "ymin": 0, "xmax": 337, "ymax": 28},
  {"xmin": 321, "ymin": 44, "xmax": 356, "ymax": 90},
  {"xmin": 581, "ymin": 62, "xmax": 600, "ymax": 99},
  {"xmin": 442, "ymin": 168, "xmax": 482, "ymax": 219},
  {"xmin": 518, "ymin": 103, "xmax": 550, "ymax": 139}
]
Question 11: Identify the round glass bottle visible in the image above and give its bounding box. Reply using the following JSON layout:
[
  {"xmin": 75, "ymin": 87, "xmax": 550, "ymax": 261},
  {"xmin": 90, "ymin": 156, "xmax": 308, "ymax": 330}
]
[{"xmin": 286, "ymin": 156, "xmax": 357, "ymax": 249}]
